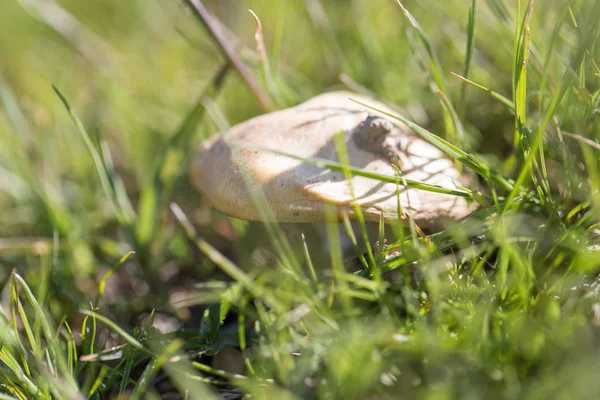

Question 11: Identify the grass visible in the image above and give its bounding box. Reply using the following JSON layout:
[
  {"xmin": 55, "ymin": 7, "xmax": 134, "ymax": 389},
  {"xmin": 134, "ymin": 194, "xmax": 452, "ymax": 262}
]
[{"xmin": 1, "ymin": 0, "xmax": 600, "ymax": 398}]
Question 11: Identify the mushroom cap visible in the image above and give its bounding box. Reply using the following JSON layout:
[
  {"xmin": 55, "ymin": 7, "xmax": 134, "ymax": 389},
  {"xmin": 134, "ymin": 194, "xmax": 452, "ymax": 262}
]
[{"xmin": 191, "ymin": 91, "xmax": 473, "ymax": 227}]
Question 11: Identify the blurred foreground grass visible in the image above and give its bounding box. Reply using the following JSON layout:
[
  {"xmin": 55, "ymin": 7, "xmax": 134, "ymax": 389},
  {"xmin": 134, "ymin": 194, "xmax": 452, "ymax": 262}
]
[{"xmin": 1, "ymin": 0, "xmax": 600, "ymax": 398}]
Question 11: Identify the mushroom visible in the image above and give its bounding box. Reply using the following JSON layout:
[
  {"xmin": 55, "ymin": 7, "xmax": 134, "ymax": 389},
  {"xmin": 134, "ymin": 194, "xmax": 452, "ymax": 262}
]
[{"xmin": 191, "ymin": 91, "xmax": 473, "ymax": 228}]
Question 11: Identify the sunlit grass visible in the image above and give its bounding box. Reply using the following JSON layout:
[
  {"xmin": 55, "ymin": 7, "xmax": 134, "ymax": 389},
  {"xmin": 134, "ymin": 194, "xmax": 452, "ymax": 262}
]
[{"xmin": 0, "ymin": 0, "xmax": 599, "ymax": 398}]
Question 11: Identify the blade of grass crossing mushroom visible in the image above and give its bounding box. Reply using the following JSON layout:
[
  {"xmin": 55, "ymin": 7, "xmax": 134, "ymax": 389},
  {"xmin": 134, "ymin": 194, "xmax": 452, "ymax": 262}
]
[
  {"xmin": 324, "ymin": 205, "xmax": 353, "ymax": 313},
  {"xmin": 246, "ymin": 143, "xmax": 475, "ymax": 198},
  {"xmin": 341, "ymin": 213, "xmax": 370, "ymax": 271},
  {"xmin": 201, "ymin": 103, "xmax": 303, "ymax": 273},
  {"xmin": 221, "ymin": 142, "xmax": 307, "ymax": 279},
  {"xmin": 350, "ymin": 98, "xmax": 514, "ymax": 192},
  {"xmin": 200, "ymin": 94, "xmax": 306, "ymax": 283},
  {"xmin": 333, "ymin": 132, "xmax": 377, "ymax": 274}
]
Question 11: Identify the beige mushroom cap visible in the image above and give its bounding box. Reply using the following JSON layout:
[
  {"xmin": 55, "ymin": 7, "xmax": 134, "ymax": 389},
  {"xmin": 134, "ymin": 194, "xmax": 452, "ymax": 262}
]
[{"xmin": 191, "ymin": 91, "xmax": 473, "ymax": 228}]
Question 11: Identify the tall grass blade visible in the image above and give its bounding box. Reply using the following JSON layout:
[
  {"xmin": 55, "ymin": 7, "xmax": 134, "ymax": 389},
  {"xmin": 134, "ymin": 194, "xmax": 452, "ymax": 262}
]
[
  {"xmin": 395, "ymin": 0, "xmax": 458, "ymax": 144},
  {"xmin": 52, "ymin": 85, "xmax": 134, "ymax": 228},
  {"xmin": 95, "ymin": 251, "xmax": 135, "ymax": 305},
  {"xmin": 169, "ymin": 203, "xmax": 283, "ymax": 313},
  {"xmin": 249, "ymin": 10, "xmax": 279, "ymax": 104},
  {"xmin": 136, "ymin": 63, "xmax": 229, "ymax": 248},
  {"xmin": 459, "ymin": 0, "xmax": 478, "ymax": 114},
  {"xmin": 184, "ymin": 0, "xmax": 274, "ymax": 111}
]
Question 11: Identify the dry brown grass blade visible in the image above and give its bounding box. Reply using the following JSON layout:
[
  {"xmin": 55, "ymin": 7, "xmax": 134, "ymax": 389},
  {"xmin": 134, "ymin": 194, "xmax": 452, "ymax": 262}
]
[{"xmin": 185, "ymin": 0, "xmax": 274, "ymax": 112}]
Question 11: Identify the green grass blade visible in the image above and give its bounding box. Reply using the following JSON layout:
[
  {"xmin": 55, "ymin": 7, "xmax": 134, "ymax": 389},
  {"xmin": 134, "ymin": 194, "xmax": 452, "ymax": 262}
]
[
  {"xmin": 395, "ymin": 0, "xmax": 460, "ymax": 144},
  {"xmin": 135, "ymin": 63, "xmax": 229, "ymax": 248},
  {"xmin": 169, "ymin": 203, "xmax": 283, "ymax": 313},
  {"xmin": 333, "ymin": 132, "xmax": 377, "ymax": 274},
  {"xmin": 52, "ymin": 85, "xmax": 134, "ymax": 228},
  {"xmin": 130, "ymin": 340, "xmax": 184, "ymax": 400},
  {"xmin": 350, "ymin": 98, "xmax": 513, "ymax": 192},
  {"xmin": 79, "ymin": 309, "xmax": 152, "ymax": 356},
  {"xmin": 512, "ymin": 0, "xmax": 535, "ymax": 151},
  {"xmin": 95, "ymin": 251, "xmax": 135, "ymax": 305},
  {"xmin": 459, "ymin": 0, "xmax": 478, "ymax": 114},
  {"xmin": 451, "ymin": 72, "xmax": 515, "ymax": 110},
  {"xmin": 11, "ymin": 273, "xmax": 77, "ymax": 391},
  {"xmin": 245, "ymin": 142, "xmax": 475, "ymax": 198},
  {"xmin": 394, "ymin": 0, "xmax": 445, "ymax": 93},
  {"xmin": 504, "ymin": 0, "xmax": 600, "ymax": 211}
]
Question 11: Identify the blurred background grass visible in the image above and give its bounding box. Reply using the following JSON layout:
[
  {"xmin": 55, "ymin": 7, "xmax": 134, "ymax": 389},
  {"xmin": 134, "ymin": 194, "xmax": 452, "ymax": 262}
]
[
  {"xmin": 0, "ymin": 0, "xmax": 516, "ymax": 267},
  {"xmin": 0, "ymin": 0, "xmax": 592, "ymax": 330},
  {"xmin": 1, "ymin": 0, "xmax": 600, "ymax": 398}
]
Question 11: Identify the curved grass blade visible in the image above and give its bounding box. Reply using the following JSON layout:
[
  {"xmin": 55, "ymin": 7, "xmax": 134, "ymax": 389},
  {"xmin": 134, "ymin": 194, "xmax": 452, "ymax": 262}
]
[
  {"xmin": 11, "ymin": 272, "xmax": 79, "ymax": 393},
  {"xmin": 79, "ymin": 309, "xmax": 152, "ymax": 356},
  {"xmin": 95, "ymin": 251, "xmax": 135, "ymax": 305},
  {"xmin": 451, "ymin": 72, "xmax": 515, "ymax": 111},
  {"xmin": 52, "ymin": 85, "xmax": 135, "ymax": 228},
  {"xmin": 243, "ymin": 142, "xmax": 474, "ymax": 199},
  {"xmin": 249, "ymin": 10, "xmax": 279, "ymax": 105},
  {"xmin": 395, "ymin": 0, "xmax": 458, "ymax": 144}
]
